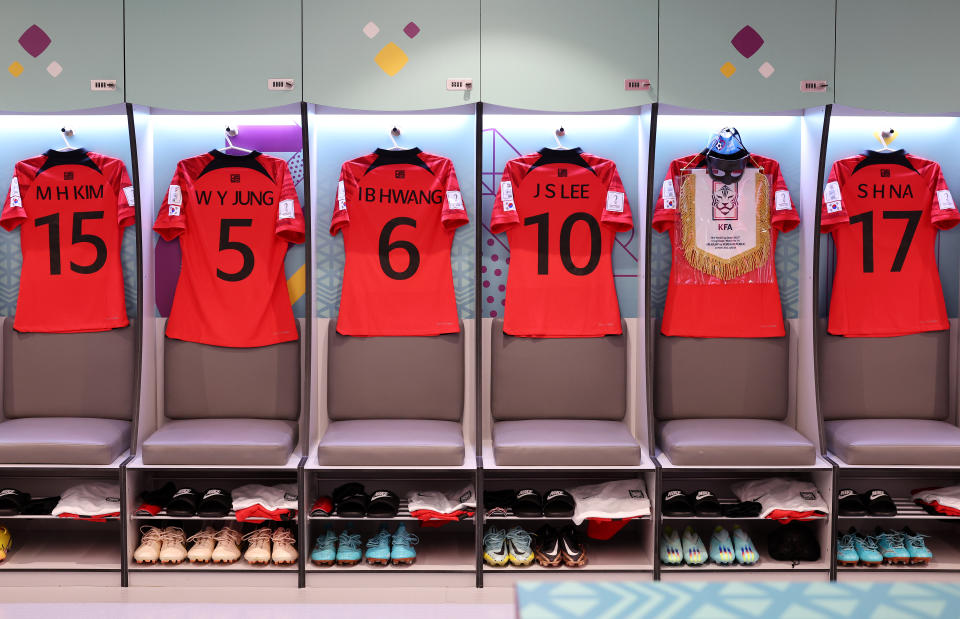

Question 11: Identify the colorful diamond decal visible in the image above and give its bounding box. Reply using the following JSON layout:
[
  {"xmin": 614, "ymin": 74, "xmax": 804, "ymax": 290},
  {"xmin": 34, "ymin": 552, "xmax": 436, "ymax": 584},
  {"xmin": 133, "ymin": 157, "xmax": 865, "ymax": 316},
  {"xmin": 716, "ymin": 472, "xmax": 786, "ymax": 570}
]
[
  {"xmin": 18, "ymin": 25, "xmax": 51, "ymax": 58},
  {"xmin": 362, "ymin": 21, "xmax": 380, "ymax": 38},
  {"xmin": 731, "ymin": 25, "xmax": 763, "ymax": 58},
  {"xmin": 46, "ymin": 61, "xmax": 62, "ymax": 78},
  {"xmin": 403, "ymin": 21, "xmax": 420, "ymax": 38},
  {"xmin": 374, "ymin": 42, "xmax": 408, "ymax": 76},
  {"xmin": 8, "ymin": 62, "xmax": 23, "ymax": 77},
  {"xmin": 720, "ymin": 62, "xmax": 737, "ymax": 78},
  {"xmin": 758, "ymin": 62, "xmax": 775, "ymax": 79}
]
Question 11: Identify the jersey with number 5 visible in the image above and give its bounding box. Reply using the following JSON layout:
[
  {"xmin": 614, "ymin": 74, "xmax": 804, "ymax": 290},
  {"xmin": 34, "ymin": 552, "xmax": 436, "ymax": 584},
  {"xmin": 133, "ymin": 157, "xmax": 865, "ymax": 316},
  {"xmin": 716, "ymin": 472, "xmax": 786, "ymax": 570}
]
[
  {"xmin": 491, "ymin": 149, "xmax": 632, "ymax": 337},
  {"xmin": 822, "ymin": 151, "xmax": 960, "ymax": 337},
  {"xmin": 153, "ymin": 150, "xmax": 305, "ymax": 347},
  {"xmin": 331, "ymin": 149, "xmax": 468, "ymax": 336},
  {"xmin": 2, "ymin": 149, "xmax": 135, "ymax": 333}
]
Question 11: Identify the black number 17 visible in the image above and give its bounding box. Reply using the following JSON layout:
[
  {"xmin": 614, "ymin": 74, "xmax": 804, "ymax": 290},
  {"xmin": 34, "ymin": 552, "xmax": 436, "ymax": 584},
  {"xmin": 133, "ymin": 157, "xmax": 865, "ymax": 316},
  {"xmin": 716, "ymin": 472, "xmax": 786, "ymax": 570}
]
[{"xmin": 850, "ymin": 210, "xmax": 922, "ymax": 273}]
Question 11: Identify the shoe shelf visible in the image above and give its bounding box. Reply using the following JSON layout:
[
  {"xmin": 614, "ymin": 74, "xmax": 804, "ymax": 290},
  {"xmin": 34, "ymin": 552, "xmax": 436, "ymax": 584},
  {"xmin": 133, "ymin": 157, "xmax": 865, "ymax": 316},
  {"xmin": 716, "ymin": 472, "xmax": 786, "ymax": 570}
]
[
  {"xmin": 837, "ymin": 498, "xmax": 956, "ymax": 520},
  {"xmin": 305, "ymin": 527, "xmax": 475, "ymax": 573},
  {"xmin": 660, "ymin": 534, "xmax": 828, "ymax": 573},
  {"xmin": 662, "ymin": 498, "xmax": 763, "ymax": 520},
  {"xmin": 129, "ymin": 561, "xmax": 297, "ymax": 571},
  {"xmin": 0, "ymin": 522, "xmax": 120, "ymax": 571},
  {"xmin": 309, "ymin": 498, "xmax": 473, "ymax": 522},
  {"xmin": 0, "ymin": 514, "xmax": 119, "ymax": 520},
  {"xmin": 135, "ymin": 511, "xmax": 296, "ymax": 522}
]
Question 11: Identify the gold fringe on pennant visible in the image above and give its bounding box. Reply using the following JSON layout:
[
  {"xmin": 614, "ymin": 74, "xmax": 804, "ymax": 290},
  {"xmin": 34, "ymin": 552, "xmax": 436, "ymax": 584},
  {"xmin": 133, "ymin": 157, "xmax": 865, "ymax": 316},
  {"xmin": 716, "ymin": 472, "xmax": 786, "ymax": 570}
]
[{"xmin": 679, "ymin": 171, "xmax": 771, "ymax": 280}]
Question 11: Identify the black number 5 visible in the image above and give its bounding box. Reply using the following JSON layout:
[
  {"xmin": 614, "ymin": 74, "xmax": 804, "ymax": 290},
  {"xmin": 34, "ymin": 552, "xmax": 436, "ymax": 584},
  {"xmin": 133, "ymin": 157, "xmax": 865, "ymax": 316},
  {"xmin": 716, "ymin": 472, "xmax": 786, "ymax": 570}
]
[{"xmin": 217, "ymin": 218, "xmax": 254, "ymax": 282}]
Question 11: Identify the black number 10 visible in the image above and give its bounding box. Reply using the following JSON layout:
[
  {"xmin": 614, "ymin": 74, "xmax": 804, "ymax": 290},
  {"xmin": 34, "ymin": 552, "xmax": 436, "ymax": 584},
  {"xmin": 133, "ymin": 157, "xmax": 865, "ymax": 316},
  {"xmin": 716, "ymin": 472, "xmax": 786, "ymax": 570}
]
[{"xmin": 523, "ymin": 212, "xmax": 601, "ymax": 276}]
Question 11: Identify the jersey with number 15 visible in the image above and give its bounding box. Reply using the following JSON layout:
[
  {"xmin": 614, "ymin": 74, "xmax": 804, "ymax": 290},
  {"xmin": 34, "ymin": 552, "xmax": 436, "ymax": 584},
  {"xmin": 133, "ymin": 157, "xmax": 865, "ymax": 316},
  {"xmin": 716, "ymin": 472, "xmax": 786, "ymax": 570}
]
[
  {"xmin": 331, "ymin": 148, "xmax": 468, "ymax": 336},
  {"xmin": 153, "ymin": 150, "xmax": 305, "ymax": 348}
]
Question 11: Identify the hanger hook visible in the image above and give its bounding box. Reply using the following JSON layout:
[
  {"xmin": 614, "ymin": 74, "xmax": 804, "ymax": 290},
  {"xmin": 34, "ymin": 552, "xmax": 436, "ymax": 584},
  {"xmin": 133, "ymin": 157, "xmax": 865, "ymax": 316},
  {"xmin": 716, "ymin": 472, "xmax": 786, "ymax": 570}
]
[{"xmin": 389, "ymin": 126, "xmax": 401, "ymax": 149}]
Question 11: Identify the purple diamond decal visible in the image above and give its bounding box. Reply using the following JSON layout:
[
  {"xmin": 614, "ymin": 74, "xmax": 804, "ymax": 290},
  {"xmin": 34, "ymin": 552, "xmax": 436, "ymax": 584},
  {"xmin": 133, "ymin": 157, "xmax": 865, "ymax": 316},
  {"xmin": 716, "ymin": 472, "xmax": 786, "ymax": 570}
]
[
  {"xmin": 731, "ymin": 25, "xmax": 763, "ymax": 59},
  {"xmin": 18, "ymin": 25, "xmax": 51, "ymax": 58},
  {"xmin": 403, "ymin": 21, "xmax": 420, "ymax": 38}
]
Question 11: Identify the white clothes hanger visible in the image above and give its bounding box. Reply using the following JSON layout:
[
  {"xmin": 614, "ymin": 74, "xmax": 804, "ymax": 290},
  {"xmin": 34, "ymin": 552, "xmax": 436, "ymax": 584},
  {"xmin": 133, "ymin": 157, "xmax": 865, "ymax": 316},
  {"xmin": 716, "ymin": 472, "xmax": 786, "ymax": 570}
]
[
  {"xmin": 56, "ymin": 127, "xmax": 78, "ymax": 151},
  {"xmin": 551, "ymin": 126, "xmax": 571, "ymax": 150},
  {"xmin": 219, "ymin": 126, "xmax": 253, "ymax": 153},
  {"xmin": 875, "ymin": 128, "xmax": 896, "ymax": 152},
  {"xmin": 388, "ymin": 126, "xmax": 414, "ymax": 151}
]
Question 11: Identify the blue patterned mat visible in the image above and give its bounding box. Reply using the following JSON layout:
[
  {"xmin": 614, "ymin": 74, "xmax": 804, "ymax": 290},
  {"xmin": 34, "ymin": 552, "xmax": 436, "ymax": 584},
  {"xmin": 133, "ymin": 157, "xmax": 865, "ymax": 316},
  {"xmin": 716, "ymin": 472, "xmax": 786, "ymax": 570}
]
[{"xmin": 516, "ymin": 581, "xmax": 960, "ymax": 618}]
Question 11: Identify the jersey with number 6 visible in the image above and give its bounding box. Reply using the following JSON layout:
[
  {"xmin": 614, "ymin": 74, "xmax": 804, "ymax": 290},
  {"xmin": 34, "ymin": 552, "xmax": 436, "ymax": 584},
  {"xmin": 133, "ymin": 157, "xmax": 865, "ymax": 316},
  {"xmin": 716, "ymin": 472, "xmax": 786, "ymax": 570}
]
[
  {"xmin": 153, "ymin": 150, "xmax": 305, "ymax": 347},
  {"xmin": 822, "ymin": 150, "xmax": 960, "ymax": 337},
  {"xmin": 2, "ymin": 149, "xmax": 135, "ymax": 333},
  {"xmin": 491, "ymin": 148, "xmax": 632, "ymax": 337},
  {"xmin": 331, "ymin": 149, "xmax": 468, "ymax": 336}
]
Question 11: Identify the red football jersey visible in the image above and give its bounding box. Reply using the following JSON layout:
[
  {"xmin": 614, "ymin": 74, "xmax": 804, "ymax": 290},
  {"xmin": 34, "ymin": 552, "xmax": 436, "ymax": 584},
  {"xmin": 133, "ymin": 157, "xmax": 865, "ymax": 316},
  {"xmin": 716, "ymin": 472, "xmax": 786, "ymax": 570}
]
[
  {"xmin": 153, "ymin": 150, "xmax": 305, "ymax": 347},
  {"xmin": 491, "ymin": 148, "xmax": 632, "ymax": 337},
  {"xmin": 2, "ymin": 149, "xmax": 135, "ymax": 333},
  {"xmin": 821, "ymin": 150, "xmax": 960, "ymax": 337},
  {"xmin": 331, "ymin": 148, "xmax": 468, "ymax": 336},
  {"xmin": 653, "ymin": 153, "xmax": 798, "ymax": 338}
]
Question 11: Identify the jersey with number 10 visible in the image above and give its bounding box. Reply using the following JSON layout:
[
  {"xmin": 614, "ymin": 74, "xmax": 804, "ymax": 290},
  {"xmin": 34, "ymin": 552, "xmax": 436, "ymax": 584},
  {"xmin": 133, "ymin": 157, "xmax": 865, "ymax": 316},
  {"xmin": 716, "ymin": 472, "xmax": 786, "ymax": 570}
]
[
  {"xmin": 331, "ymin": 148, "xmax": 468, "ymax": 336},
  {"xmin": 491, "ymin": 148, "xmax": 632, "ymax": 337},
  {"xmin": 153, "ymin": 150, "xmax": 305, "ymax": 348},
  {"xmin": 2, "ymin": 149, "xmax": 135, "ymax": 333},
  {"xmin": 822, "ymin": 150, "xmax": 960, "ymax": 337}
]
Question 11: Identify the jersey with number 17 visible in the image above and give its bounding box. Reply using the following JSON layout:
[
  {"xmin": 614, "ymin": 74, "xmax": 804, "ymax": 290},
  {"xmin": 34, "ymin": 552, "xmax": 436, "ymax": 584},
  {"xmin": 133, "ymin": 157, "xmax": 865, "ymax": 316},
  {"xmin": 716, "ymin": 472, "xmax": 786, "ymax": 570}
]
[
  {"xmin": 153, "ymin": 150, "xmax": 305, "ymax": 348},
  {"xmin": 331, "ymin": 148, "xmax": 468, "ymax": 336}
]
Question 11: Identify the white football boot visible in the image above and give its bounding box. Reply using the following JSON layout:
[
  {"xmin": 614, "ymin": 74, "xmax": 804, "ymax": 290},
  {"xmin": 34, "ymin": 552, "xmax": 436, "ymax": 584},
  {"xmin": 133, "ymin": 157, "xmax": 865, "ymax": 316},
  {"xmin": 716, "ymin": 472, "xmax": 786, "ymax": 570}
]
[
  {"xmin": 158, "ymin": 527, "xmax": 187, "ymax": 564},
  {"xmin": 186, "ymin": 526, "xmax": 217, "ymax": 563},
  {"xmin": 243, "ymin": 527, "xmax": 273, "ymax": 565},
  {"xmin": 271, "ymin": 527, "xmax": 298, "ymax": 565},
  {"xmin": 211, "ymin": 524, "xmax": 243, "ymax": 564},
  {"xmin": 133, "ymin": 527, "xmax": 163, "ymax": 564}
]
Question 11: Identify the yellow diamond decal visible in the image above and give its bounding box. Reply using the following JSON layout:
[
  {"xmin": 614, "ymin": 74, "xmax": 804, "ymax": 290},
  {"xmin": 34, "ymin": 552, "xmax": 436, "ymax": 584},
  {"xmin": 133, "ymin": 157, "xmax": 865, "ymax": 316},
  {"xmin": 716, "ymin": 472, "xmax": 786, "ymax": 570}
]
[
  {"xmin": 375, "ymin": 42, "xmax": 408, "ymax": 76},
  {"xmin": 720, "ymin": 62, "xmax": 737, "ymax": 78},
  {"xmin": 8, "ymin": 61, "xmax": 23, "ymax": 77}
]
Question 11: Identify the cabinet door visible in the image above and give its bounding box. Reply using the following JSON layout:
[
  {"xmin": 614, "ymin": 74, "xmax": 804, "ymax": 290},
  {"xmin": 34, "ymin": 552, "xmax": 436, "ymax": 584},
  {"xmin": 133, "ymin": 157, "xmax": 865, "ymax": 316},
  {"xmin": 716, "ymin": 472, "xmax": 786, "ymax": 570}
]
[
  {"xmin": 303, "ymin": 0, "xmax": 479, "ymax": 110},
  {"xmin": 659, "ymin": 0, "xmax": 835, "ymax": 112},
  {"xmin": 125, "ymin": 0, "xmax": 301, "ymax": 111},
  {"xmin": 481, "ymin": 0, "xmax": 657, "ymax": 111},
  {"xmin": 836, "ymin": 0, "xmax": 960, "ymax": 113},
  {"xmin": 0, "ymin": 0, "xmax": 124, "ymax": 111}
]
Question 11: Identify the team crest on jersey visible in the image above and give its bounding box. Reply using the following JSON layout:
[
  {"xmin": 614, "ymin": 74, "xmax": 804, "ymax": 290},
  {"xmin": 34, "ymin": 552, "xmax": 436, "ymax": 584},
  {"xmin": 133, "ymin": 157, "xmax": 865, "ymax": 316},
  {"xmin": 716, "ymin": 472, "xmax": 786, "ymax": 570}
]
[
  {"xmin": 63, "ymin": 171, "xmax": 73, "ymax": 181},
  {"xmin": 230, "ymin": 174, "xmax": 241, "ymax": 183},
  {"xmin": 711, "ymin": 182, "xmax": 738, "ymax": 220}
]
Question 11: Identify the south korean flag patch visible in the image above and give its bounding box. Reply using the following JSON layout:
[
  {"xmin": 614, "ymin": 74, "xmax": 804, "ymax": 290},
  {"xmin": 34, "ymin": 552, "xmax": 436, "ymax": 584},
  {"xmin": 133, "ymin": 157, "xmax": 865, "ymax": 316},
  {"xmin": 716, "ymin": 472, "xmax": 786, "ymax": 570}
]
[
  {"xmin": 167, "ymin": 184, "xmax": 182, "ymax": 217},
  {"xmin": 662, "ymin": 179, "xmax": 676, "ymax": 210},
  {"xmin": 337, "ymin": 180, "xmax": 347, "ymax": 211},
  {"xmin": 500, "ymin": 180, "xmax": 516, "ymax": 212},
  {"xmin": 8, "ymin": 177, "xmax": 21, "ymax": 209}
]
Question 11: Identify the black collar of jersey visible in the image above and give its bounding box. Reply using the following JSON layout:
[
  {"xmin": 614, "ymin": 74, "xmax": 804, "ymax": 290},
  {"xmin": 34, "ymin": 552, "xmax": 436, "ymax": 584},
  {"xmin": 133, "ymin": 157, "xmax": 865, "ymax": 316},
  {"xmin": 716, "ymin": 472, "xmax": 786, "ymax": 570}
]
[
  {"xmin": 199, "ymin": 149, "xmax": 272, "ymax": 180},
  {"xmin": 853, "ymin": 149, "xmax": 917, "ymax": 174},
  {"xmin": 37, "ymin": 148, "xmax": 101, "ymax": 176},
  {"xmin": 364, "ymin": 147, "xmax": 432, "ymax": 176},
  {"xmin": 529, "ymin": 147, "xmax": 597, "ymax": 175}
]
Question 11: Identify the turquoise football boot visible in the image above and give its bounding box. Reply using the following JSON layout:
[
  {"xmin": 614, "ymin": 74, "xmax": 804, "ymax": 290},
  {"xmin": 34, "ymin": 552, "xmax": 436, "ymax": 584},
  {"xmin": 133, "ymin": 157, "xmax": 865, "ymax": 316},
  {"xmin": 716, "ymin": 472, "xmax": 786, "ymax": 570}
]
[
  {"xmin": 483, "ymin": 527, "xmax": 509, "ymax": 566},
  {"xmin": 659, "ymin": 525, "xmax": 683, "ymax": 565},
  {"xmin": 902, "ymin": 527, "xmax": 933, "ymax": 565},
  {"xmin": 709, "ymin": 526, "xmax": 735, "ymax": 565},
  {"xmin": 336, "ymin": 530, "xmax": 363, "ymax": 566},
  {"xmin": 681, "ymin": 526, "xmax": 707, "ymax": 565},
  {"xmin": 849, "ymin": 528, "xmax": 882, "ymax": 566},
  {"xmin": 310, "ymin": 529, "xmax": 337, "ymax": 566},
  {"xmin": 390, "ymin": 523, "xmax": 419, "ymax": 565},
  {"xmin": 506, "ymin": 526, "xmax": 535, "ymax": 566},
  {"xmin": 732, "ymin": 526, "xmax": 759, "ymax": 565},
  {"xmin": 364, "ymin": 526, "xmax": 392, "ymax": 565},
  {"xmin": 874, "ymin": 529, "xmax": 910, "ymax": 565},
  {"xmin": 836, "ymin": 533, "xmax": 860, "ymax": 566}
]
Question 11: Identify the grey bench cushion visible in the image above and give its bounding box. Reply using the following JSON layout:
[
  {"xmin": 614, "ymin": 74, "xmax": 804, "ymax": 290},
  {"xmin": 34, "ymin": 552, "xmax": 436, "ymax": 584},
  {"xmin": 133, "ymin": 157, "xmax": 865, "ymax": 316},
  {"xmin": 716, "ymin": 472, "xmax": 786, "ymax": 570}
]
[
  {"xmin": 658, "ymin": 418, "xmax": 815, "ymax": 466},
  {"xmin": 819, "ymin": 325, "xmax": 949, "ymax": 420},
  {"xmin": 826, "ymin": 419, "xmax": 960, "ymax": 465},
  {"xmin": 3, "ymin": 319, "xmax": 135, "ymax": 420},
  {"xmin": 655, "ymin": 327, "xmax": 789, "ymax": 420},
  {"xmin": 142, "ymin": 419, "xmax": 296, "ymax": 465},
  {"xmin": 491, "ymin": 319, "xmax": 627, "ymax": 421},
  {"xmin": 318, "ymin": 419, "xmax": 464, "ymax": 466},
  {"xmin": 493, "ymin": 419, "xmax": 641, "ymax": 466},
  {"xmin": 165, "ymin": 334, "xmax": 300, "ymax": 420},
  {"xmin": 327, "ymin": 322, "xmax": 463, "ymax": 421},
  {"xmin": 0, "ymin": 417, "xmax": 130, "ymax": 464}
]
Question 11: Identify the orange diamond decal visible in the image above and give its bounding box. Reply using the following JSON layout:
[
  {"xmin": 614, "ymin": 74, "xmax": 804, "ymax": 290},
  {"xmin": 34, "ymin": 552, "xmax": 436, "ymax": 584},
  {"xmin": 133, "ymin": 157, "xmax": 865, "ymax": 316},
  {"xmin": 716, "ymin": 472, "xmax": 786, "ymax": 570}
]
[
  {"xmin": 720, "ymin": 62, "xmax": 737, "ymax": 78},
  {"xmin": 375, "ymin": 42, "xmax": 408, "ymax": 76},
  {"xmin": 8, "ymin": 61, "xmax": 24, "ymax": 77}
]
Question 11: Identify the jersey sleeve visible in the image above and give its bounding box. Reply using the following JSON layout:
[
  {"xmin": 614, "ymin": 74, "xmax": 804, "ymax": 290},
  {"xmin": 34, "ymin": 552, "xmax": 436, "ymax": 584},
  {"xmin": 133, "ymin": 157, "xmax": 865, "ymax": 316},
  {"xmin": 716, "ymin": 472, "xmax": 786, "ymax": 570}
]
[
  {"xmin": 652, "ymin": 160, "xmax": 681, "ymax": 233},
  {"xmin": 104, "ymin": 158, "xmax": 136, "ymax": 228},
  {"xmin": 153, "ymin": 163, "xmax": 191, "ymax": 241},
  {"xmin": 928, "ymin": 162, "xmax": 960, "ymax": 230},
  {"xmin": 820, "ymin": 161, "xmax": 849, "ymax": 233},
  {"xmin": 1, "ymin": 164, "xmax": 28, "ymax": 231},
  {"xmin": 330, "ymin": 163, "xmax": 355, "ymax": 236},
  {"xmin": 769, "ymin": 162, "xmax": 799, "ymax": 232},
  {"xmin": 439, "ymin": 160, "xmax": 469, "ymax": 232},
  {"xmin": 490, "ymin": 161, "xmax": 521, "ymax": 235},
  {"xmin": 275, "ymin": 162, "xmax": 305, "ymax": 244},
  {"xmin": 600, "ymin": 163, "xmax": 633, "ymax": 232}
]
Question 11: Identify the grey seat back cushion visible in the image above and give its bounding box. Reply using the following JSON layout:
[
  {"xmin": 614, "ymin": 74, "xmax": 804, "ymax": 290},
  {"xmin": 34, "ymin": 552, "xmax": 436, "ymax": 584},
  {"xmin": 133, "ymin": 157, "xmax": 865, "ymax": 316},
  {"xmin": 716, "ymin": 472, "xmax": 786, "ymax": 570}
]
[
  {"xmin": 327, "ymin": 321, "xmax": 463, "ymax": 421},
  {"xmin": 654, "ymin": 324, "xmax": 789, "ymax": 421},
  {"xmin": 165, "ymin": 332, "xmax": 300, "ymax": 420},
  {"xmin": 819, "ymin": 323, "xmax": 948, "ymax": 420},
  {"xmin": 3, "ymin": 317, "xmax": 135, "ymax": 420},
  {"xmin": 491, "ymin": 319, "xmax": 626, "ymax": 421}
]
